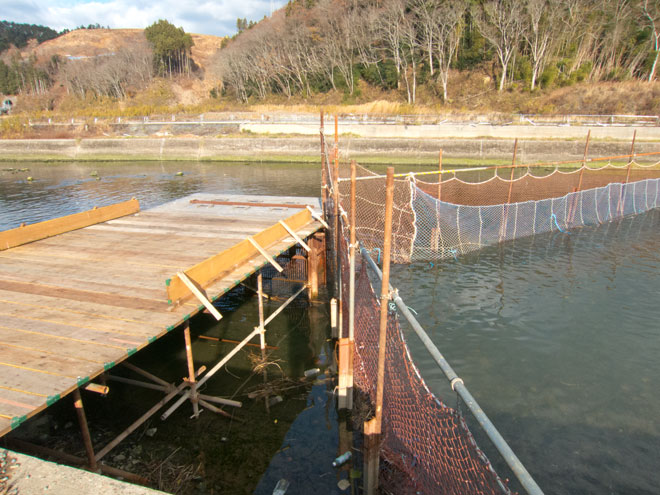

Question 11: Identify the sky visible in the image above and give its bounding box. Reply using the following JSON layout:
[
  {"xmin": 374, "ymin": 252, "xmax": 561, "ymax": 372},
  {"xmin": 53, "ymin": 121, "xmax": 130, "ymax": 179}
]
[{"xmin": 0, "ymin": 0, "xmax": 287, "ymax": 37}]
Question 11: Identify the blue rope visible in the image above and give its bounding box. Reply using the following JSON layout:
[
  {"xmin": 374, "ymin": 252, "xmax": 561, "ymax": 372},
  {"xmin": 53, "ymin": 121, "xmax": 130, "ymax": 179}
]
[
  {"xmin": 551, "ymin": 213, "xmax": 570, "ymax": 234},
  {"xmin": 371, "ymin": 248, "xmax": 381, "ymax": 263},
  {"xmin": 448, "ymin": 248, "xmax": 459, "ymax": 261}
]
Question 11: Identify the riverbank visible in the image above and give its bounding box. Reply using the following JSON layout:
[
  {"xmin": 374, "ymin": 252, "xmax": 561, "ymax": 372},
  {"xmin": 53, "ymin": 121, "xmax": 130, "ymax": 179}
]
[{"xmin": 0, "ymin": 132, "xmax": 657, "ymax": 166}]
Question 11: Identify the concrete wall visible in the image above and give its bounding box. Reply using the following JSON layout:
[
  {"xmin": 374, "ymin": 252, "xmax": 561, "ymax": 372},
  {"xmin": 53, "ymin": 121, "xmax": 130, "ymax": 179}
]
[{"xmin": 0, "ymin": 135, "xmax": 657, "ymax": 163}]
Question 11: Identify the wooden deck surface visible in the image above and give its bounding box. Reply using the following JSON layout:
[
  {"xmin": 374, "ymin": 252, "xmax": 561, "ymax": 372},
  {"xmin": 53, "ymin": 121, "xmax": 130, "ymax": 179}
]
[{"xmin": 0, "ymin": 193, "xmax": 322, "ymax": 436}]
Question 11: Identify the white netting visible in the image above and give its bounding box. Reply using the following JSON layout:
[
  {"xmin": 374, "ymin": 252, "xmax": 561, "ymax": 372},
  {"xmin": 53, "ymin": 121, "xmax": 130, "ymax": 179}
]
[{"xmin": 326, "ymin": 140, "xmax": 660, "ymax": 263}]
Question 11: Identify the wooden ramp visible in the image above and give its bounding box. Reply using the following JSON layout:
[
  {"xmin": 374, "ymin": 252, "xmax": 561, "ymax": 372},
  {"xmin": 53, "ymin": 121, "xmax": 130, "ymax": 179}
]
[{"xmin": 0, "ymin": 193, "xmax": 323, "ymax": 437}]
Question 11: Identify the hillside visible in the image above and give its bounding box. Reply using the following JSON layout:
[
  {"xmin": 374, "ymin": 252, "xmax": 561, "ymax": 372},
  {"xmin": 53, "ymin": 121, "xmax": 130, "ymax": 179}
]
[{"xmin": 16, "ymin": 28, "xmax": 224, "ymax": 74}]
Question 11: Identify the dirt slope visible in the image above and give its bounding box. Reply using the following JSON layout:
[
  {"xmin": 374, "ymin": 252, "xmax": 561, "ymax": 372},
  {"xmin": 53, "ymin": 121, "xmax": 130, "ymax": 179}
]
[{"xmin": 21, "ymin": 28, "xmax": 223, "ymax": 73}]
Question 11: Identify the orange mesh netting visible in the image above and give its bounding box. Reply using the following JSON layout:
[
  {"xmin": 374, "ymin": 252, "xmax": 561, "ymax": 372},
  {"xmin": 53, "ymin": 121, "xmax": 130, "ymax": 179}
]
[
  {"xmin": 325, "ymin": 143, "xmax": 660, "ymax": 262},
  {"xmin": 336, "ymin": 233, "xmax": 510, "ymax": 494}
]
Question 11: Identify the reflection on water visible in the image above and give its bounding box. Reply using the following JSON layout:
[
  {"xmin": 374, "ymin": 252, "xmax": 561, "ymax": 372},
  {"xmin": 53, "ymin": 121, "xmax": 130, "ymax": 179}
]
[
  {"xmin": 0, "ymin": 161, "xmax": 320, "ymax": 230},
  {"xmin": 391, "ymin": 210, "xmax": 660, "ymax": 495}
]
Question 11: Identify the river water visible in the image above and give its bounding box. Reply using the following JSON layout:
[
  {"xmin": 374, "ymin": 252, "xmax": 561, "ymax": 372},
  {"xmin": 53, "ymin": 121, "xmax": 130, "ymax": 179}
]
[{"xmin": 2, "ymin": 161, "xmax": 659, "ymax": 494}]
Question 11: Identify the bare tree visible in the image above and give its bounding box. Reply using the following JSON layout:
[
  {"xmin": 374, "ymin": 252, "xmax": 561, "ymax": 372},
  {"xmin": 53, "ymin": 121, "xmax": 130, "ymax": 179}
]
[
  {"xmin": 642, "ymin": 0, "xmax": 660, "ymax": 81},
  {"xmin": 473, "ymin": 0, "xmax": 524, "ymax": 91},
  {"xmin": 522, "ymin": 0, "xmax": 558, "ymax": 90},
  {"xmin": 433, "ymin": 0, "xmax": 467, "ymax": 101}
]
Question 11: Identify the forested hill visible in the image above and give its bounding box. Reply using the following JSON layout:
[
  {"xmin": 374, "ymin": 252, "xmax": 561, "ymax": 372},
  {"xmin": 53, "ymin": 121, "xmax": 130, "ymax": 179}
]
[
  {"xmin": 0, "ymin": 21, "xmax": 59, "ymax": 52},
  {"xmin": 215, "ymin": 0, "xmax": 660, "ymax": 104}
]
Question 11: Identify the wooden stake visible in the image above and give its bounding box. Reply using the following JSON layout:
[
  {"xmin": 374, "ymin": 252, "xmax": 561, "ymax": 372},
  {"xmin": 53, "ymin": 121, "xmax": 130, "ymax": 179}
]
[
  {"xmin": 437, "ymin": 149, "xmax": 443, "ymax": 201},
  {"xmin": 349, "ymin": 160, "xmax": 357, "ymax": 342},
  {"xmin": 184, "ymin": 324, "xmax": 200, "ymax": 419},
  {"xmin": 506, "ymin": 138, "xmax": 518, "ymax": 205},
  {"xmin": 625, "ymin": 129, "xmax": 637, "ymax": 183},
  {"xmin": 258, "ymin": 273, "xmax": 269, "ymax": 413},
  {"xmin": 321, "ymin": 109, "xmax": 327, "ymax": 211},
  {"xmin": 177, "ymin": 272, "xmax": 222, "ymax": 320},
  {"xmin": 577, "ymin": 130, "xmax": 591, "ymax": 193},
  {"xmin": 73, "ymin": 388, "xmax": 98, "ymax": 471},
  {"xmin": 364, "ymin": 166, "xmax": 395, "ymax": 494},
  {"xmin": 308, "ymin": 235, "xmax": 319, "ymax": 299}
]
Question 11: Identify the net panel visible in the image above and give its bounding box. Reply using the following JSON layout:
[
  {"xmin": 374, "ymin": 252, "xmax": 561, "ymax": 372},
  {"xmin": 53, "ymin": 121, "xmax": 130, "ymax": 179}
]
[
  {"xmin": 415, "ymin": 162, "xmax": 660, "ymax": 206},
  {"xmin": 338, "ymin": 233, "xmax": 510, "ymax": 494}
]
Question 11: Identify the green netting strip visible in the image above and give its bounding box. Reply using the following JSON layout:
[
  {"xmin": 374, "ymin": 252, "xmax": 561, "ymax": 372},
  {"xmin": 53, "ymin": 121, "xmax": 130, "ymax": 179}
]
[{"xmin": 46, "ymin": 395, "xmax": 60, "ymax": 406}]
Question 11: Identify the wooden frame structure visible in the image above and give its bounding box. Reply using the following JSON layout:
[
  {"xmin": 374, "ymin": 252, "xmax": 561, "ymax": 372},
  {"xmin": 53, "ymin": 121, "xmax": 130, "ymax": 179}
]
[{"xmin": 0, "ymin": 193, "xmax": 325, "ymax": 482}]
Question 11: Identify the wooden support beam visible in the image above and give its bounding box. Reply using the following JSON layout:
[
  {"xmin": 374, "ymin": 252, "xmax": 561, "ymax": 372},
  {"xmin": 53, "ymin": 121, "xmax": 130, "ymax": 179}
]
[
  {"xmin": 248, "ymin": 237, "xmax": 284, "ymax": 272},
  {"xmin": 167, "ymin": 208, "xmax": 313, "ymax": 305},
  {"xmin": 95, "ymin": 380, "xmax": 189, "ymax": 462},
  {"xmin": 337, "ymin": 338, "xmax": 354, "ymax": 410},
  {"xmin": 189, "ymin": 199, "xmax": 306, "ymax": 209},
  {"xmin": 177, "ymin": 271, "xmax": 223, "ymax": 320},
  {"xmin": 73, "ymin": 388, "xmax": 98, "ymax": 471},
  {"xmin": 278, "ymin": 220, "xmax": 311, "ymax": 251},
  {"xmin": 183, "ymin": 325, "xmax": 200, "ymax": 419},
  {"xmin": 307, "ymin": 206, "xmax": 329, "ymax": 229},
  {"xmin": 308, "ymin": 236, "xmax": 319, "ymax": 299},
  {"xmin": 84, "ymin": 383, "xmax": 109, "ymax": 395},
  {"xmin": 0, "ymin": 198, "xmax": 140, "ymax": 251}
]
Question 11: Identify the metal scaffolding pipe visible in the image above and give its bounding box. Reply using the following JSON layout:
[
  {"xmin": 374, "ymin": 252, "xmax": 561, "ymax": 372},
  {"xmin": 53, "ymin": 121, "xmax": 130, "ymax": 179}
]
[{"xmin": 360, "ymin": 246, "xmax": 544, "ymax": 495}]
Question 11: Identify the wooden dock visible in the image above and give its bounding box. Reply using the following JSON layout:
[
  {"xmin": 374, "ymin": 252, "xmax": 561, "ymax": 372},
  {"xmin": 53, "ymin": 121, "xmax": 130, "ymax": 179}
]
[{"xmin": 0, "ymin": 193, "xmax": 323, "ymax": 437}]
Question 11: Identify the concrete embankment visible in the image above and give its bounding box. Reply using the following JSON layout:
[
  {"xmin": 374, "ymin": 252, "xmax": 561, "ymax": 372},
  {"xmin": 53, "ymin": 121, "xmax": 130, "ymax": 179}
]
[
  {"xmin": 0, "ymin": 128, "xmax": 658, "ymax": 164},
  {"xmin": 3, "ymin": 450, "xmax": 167, "ymax": 495}
]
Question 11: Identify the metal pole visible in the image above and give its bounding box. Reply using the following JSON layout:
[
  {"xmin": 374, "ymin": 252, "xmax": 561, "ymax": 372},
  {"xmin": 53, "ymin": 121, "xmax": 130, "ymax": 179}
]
[
  {"xmin": 437, "ymin": 149, "xmax": 443, "ymax": 201},
  {"xmin": 360, "ymin": 247, "xmax": 544, "ymax": 495},
  {"xmin": 73, "ymin": 388, "xmax": 98, "ymax": 471}
]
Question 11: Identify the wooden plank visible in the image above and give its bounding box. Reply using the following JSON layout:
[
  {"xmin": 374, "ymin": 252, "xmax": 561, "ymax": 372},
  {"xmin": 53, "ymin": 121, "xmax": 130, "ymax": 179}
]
[
  {"xmin": 247, "ymin": 237, "xmax": 284, "ymax": 272},
  {"xmin": 0, "ymin": 199, "xmax": 140, "ymax": 251},
  {"xmin": 0, "ymin": 279, "xmax": 169, "ymax": 314},
  {"xmin": 279, "ymin": 220, "xmax": 311, "ymax": 251},
  {"xmin": 0, "ymin": 327, "xmax": 122, "ymax": 364},
  {"xmin": 0, "ymin": 315, "xmax": 148, "ymax": 346},
  {"xmin": 176, "ymin": 272, "xmax": 222, "ymax": 320},
  {"xmin": 190, "ymin": 199, "xmax": 309, "ymax": 209},
  {"xmin": 0, "ymin": 289, "xmax": 175, "ymax": 328},
  {"xmin": 167, "ymin": 208, "xmax": 313, "ymax": 305}
]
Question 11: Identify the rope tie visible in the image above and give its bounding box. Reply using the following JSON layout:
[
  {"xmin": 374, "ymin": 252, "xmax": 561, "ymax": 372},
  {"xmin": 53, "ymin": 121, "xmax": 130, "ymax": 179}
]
[
  {"xmin": 450, "ymin": 377, "xmax": 464, "ymax": 391},
  {"xmin": 551, "ymin": 213, "xmax": 570, "ymax": 234}
]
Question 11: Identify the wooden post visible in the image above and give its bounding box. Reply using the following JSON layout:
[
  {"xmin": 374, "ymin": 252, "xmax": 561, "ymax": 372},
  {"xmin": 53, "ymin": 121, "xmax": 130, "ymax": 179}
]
[
  {"xmin": 257, "ymin": 273, "xmax": 269, "ymax": 413},
  {"xmin": 338, "ymin": 161, "xmax": 357, "ymax": 410},
  {"xmin": 625, "ymin": 129, "xmax": 637, "ymax": 184},
  {"xmin": 349, "ymin": 160, "xmax": 357, "ymax": 342},
  {"xmin": 437, "ymin": 149, "xmax": 443, "ymax": 200},
  {"xmin": 506, "ymin": 138, "xmax": 519, "ymax": 205},
  {"xmin": 183, "ymin": 324, "xmax": 200, "ymax": 419},
  {"xmin": 73, "ymin": 388, "xmax": 98, "ymax": 471},
  {"xmin": 321, "ymin": 110, "xmax": 327, "ymax": 212},
  {"xmin": 577, "ymin": 130, "xmax": 591, "ymax": 193},
  {"xmin": 363, "ymin": 167, "xmax": 395, "ymax": 494},
  {"xmin": 617, "ymin": 130, "xmax": 638, "ymax": 217},
  {"xmin": 308, "ymin": 237, "xmax": 319, "ymax": 299}
]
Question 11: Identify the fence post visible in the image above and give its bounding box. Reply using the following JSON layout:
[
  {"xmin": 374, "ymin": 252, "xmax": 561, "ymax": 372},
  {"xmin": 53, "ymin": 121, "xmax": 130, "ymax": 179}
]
[
  {"xmin": 437, "ymin": 149, "xmax": 443, "ymax": 200},
  {"xmin": 577, "ymin": 130, "xmax": 591, "ymax": 193},
  {"xmin": 339, "ymin": 161, "xmax": 357, "ymax": 410},
  {"xmin": 363, "ymin": 167, "xmax": 395, "ymax": 494},
  {"xmin": 257, "ymin": 273, "xmax": 270, "ymax": 412},
  {"xmin": 321, "ymin": 110, "xmax": 327, "ymax": 212}
]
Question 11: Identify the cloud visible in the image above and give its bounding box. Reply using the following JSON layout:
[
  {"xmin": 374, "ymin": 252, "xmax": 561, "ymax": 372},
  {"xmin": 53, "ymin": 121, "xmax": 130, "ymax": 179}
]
[{"xmin": 0, "ymin": 0, "xmax": 286, "ymax": 36}]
